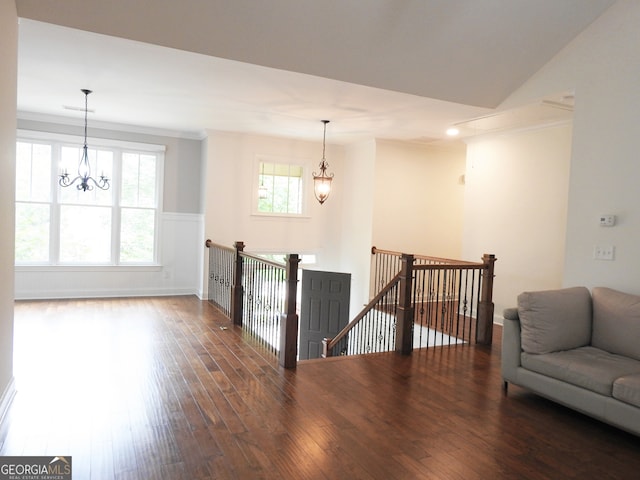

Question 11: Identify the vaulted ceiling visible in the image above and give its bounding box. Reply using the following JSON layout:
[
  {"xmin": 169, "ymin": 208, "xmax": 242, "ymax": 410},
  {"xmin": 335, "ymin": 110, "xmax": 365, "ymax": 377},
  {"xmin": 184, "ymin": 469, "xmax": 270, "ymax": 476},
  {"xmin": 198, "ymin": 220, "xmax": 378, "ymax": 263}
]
[{"xmin": 15, "ymin": 0, "xmax": 615, "ymax": 143}]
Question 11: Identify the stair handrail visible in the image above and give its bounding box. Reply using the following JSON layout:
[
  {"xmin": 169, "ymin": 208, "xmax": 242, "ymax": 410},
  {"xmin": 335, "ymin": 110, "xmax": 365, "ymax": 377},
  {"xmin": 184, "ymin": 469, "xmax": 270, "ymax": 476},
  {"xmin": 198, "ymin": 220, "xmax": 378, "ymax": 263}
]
[
  {"xmin": 371, "ymin": 246, "xmax": 481, "ymax": 266},
  {"xmin": 324, "ymin": 249, "xmax": 497, "ymax": 357},
  {"xmin": 322, "ymin": 272, "xmax": 401, "ymax": 357}
]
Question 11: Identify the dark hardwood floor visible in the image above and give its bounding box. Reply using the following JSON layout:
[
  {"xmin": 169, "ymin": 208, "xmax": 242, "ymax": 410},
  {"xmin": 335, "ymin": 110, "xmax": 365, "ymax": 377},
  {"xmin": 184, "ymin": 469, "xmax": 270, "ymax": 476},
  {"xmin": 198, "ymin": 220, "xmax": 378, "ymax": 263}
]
[{"xmin": 2, "ymin": 296, "xmax": 639, "ymax": 479}]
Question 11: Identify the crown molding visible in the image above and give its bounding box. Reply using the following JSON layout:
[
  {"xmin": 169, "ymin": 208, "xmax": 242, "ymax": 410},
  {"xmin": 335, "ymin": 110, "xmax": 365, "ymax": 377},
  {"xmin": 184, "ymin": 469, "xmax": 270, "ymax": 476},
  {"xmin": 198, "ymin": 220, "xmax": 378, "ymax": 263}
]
[{"xmin": 17, "ymin": 111, "xmax": 207, "ymax": 140}]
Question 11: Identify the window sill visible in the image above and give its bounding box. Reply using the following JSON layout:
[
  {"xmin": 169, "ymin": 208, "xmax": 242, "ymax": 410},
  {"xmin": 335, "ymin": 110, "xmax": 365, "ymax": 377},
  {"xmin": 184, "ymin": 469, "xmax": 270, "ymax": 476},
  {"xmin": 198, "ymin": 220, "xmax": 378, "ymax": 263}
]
[{"xmin": 251, "ymin": 212, "xmax": 311, "ymax": 219}]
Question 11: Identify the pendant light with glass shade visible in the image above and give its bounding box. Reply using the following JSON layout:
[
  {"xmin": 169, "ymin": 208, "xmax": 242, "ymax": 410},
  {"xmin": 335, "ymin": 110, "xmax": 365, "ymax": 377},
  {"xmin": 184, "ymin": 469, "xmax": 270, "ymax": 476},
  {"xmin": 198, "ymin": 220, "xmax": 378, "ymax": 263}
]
[{"xmin": 313, "ymin": 120, "xmax": 333, "ymax": 204}]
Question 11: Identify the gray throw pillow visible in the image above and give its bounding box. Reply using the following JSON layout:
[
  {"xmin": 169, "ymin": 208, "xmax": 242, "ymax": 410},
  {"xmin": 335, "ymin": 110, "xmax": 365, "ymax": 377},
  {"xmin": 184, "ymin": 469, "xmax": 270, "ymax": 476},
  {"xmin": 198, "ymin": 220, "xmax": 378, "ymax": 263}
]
[{"xmin": 517, "ymin": 286, "xmax": 592, "ymax": 354}]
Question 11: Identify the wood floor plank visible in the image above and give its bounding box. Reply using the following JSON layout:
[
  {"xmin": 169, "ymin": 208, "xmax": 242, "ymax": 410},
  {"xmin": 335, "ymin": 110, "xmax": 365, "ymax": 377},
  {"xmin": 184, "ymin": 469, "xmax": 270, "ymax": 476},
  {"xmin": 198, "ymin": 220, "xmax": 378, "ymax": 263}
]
[{"xmin": 3, "ymin": 296, "xmax": 640, "ymax": 479}]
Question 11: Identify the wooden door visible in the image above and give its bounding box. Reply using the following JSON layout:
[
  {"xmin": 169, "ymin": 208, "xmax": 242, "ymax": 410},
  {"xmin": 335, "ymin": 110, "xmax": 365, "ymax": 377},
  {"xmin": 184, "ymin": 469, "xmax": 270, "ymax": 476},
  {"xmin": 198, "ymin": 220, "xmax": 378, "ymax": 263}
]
[{"xmin": 299, "ymin": 270, "xmax": 351, "ymax": 360}]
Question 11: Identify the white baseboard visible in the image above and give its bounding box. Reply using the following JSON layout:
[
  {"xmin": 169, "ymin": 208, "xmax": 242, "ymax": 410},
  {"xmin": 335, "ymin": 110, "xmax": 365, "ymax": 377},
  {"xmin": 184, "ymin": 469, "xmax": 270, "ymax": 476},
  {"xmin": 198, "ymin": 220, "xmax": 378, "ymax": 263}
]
[{"xmin": 14, "ymin": 287, "xmax": 197, "ymax": 301}]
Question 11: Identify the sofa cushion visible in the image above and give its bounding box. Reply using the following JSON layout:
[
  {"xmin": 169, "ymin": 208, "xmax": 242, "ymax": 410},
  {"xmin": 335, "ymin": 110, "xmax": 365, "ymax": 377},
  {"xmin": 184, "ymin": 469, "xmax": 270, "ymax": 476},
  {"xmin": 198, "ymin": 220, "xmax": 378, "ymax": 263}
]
[
  {"xmin": 517, "ymin": 286, "xmax": 592, "ymax": 354},
  {"xmin": 613, "ymin": 374, "xmax": 640, "ymax": 408},
  {"xmin": 521, "ymin": 346, "xmax": 640, "ymax": 396},
  {"xmin": 592, "ymin": 287, "xmax": 640, "ymax": 361}
]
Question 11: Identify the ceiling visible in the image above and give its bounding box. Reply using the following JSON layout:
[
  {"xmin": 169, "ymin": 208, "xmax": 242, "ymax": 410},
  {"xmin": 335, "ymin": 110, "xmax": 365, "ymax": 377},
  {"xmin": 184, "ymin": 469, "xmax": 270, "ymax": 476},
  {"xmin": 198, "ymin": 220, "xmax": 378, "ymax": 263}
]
[{"xmin": 14, "ymin": 0, "xmax": 615, "ymax": 143}]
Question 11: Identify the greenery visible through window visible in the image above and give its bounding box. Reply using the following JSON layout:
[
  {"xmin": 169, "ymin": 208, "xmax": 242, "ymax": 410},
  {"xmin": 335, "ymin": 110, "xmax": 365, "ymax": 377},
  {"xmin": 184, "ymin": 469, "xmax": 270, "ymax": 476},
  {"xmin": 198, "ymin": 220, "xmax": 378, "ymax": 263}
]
[
  {"xmin": 257, "ymin": 161, "xmax": 304, "ymax": 215},
  {"xmin": 15, "ymin": 134, "xmax": 163, "ymax": 265}
]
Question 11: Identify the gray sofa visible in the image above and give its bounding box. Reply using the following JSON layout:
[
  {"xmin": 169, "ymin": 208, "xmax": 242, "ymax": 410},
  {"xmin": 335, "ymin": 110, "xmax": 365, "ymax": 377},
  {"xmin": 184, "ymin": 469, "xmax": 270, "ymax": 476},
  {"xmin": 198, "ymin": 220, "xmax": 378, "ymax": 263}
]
[{"xmin": 502, "ymin": 286, "xmax": 640, "ymax": 436}]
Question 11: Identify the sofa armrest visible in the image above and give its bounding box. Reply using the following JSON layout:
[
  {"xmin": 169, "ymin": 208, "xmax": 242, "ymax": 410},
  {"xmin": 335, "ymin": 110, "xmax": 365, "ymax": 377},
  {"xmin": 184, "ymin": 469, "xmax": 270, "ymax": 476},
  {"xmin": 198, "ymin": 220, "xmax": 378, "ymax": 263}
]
[
  {"xmin": 502, "ymin": 307, "xmax": 522, "ymax": 384},
  {"xmin": 503, "ymin": 307, "xmax": 519, "ymax": 321}
]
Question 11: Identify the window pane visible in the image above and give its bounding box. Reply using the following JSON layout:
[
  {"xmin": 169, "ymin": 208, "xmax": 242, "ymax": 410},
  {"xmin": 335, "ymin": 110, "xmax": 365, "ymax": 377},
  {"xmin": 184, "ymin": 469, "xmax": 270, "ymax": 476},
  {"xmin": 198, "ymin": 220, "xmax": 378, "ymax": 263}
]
[
  {"xmin": 273, "ymin": 175, "xmax": 289, "ymax": 213},
  {"xmin": 15, "ymin": 142, "xmax": 31, "ymax": 200},
  {"xmin": 121, "ymin": 152, "xmax": 138, "ymax": 205},
  {"xmin": 138, "ymin": 154, "xmax": 157, "ymax": 206},
  {"xmin": 59, "ymin": 146, "xmax": 79, "ymax": 185},
  {"xmin": 257, "ymin": 175, "xmax": 272, "ymax": 212},
  {"xmin": 120, "ymin": 208, "xmax": 155, "ymax": 262},
  {"xmin": 60, "ymin": 147, "xmax": 113, "ymax": 205},
  {"xmin": 288, "ymin": 176, "xmax": 302, "ymax": 212},
  {"xmin": 59, "ymin": 205, "xmax": 112, "ymax": 262},
  {"xmin": 15, "ymin": 203, "xmax": 50, "ymax": 262},
  {"xmin": 16, "ymin": 142, "xmax": 51, "ymax": 202},
  {"xmin": 122, "ymin": 152, "xmax": 157, "ymax": 207},
  {"xmin": 257, "ymin": 161, "xmax": 304, "ymax": 215}
]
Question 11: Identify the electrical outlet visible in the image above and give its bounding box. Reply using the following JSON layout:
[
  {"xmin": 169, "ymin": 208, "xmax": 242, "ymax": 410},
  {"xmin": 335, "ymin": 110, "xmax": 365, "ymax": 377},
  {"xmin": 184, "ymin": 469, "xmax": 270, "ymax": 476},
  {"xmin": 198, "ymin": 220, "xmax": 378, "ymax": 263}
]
[{"xmin": 593, "ymin": 245, "xmax": 615, "ymax": 261}]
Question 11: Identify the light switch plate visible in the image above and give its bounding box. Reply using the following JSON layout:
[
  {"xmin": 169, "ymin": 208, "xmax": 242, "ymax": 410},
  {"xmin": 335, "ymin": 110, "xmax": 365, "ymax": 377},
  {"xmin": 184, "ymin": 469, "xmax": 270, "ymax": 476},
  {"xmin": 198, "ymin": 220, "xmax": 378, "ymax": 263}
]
[{"xmin": 594, "ymin": 245, "xmax": 615, "ymax": 260}]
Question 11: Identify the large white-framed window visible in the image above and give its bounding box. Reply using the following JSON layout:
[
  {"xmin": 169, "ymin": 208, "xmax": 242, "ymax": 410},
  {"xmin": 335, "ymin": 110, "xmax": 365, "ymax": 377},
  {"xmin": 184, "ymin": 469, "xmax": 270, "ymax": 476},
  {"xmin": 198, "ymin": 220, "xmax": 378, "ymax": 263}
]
[
  {"xmin": 253, "ymin": 156, "xmax": 309, "ymax": 217},
  {"xmin": 15, "ymin": 130, "xmax": 165, "ymax": 266}
]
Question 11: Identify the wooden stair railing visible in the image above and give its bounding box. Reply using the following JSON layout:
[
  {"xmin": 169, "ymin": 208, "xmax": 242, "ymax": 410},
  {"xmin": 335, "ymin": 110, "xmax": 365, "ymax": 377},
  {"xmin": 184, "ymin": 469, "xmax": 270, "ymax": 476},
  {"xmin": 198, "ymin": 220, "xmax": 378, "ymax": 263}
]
[
  {"xmin": 204, "ymin": 239, "xmax": 235, "ymax": 318},
  {"xmin": 207, "ymin": 240, "xmax": 497, "ymax": 364},
  {"xmin": 323, "ymin": 250, "xmax": 497, "ymax": 358},
  {"xmin": 322, "ymin": 272, "xmax": 402, "ymax": 357},
  {"xmin": 206, "ymin": 239, "xmax": 300, "ymax": 369}
]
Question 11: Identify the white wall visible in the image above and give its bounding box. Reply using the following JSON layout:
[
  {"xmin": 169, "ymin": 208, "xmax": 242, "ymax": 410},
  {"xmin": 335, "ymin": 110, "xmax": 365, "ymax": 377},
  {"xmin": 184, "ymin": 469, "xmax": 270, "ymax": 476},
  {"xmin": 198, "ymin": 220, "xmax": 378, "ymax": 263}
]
[
  {"xmin": 501, "ymin": 1, "xmax": 640, "ymax": 295},
  {"xmin": 462, "ymin": 124, "xmax": 573, "ymax": 316},
  {"xmin": 372, "ymin": 140, "xmax": 466, "ymax": 258},
  {"xmin": 203, "ymin": 130, "xmax": 344, "ymax": 272},
  {"xmin": 0, "ymin": 0, "xmax": 17, "ymax": 425},
  {"xmin": 339, "ymin": 139, "xmax": 376, "ymax": 315}
]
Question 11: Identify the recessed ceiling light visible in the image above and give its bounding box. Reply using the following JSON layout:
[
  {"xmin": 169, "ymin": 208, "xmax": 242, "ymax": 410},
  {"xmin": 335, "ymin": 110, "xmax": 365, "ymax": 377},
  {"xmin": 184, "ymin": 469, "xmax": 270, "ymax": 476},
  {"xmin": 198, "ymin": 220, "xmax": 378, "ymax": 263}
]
[{"xmin": 446, "ymin": 127, "xmax": 460, "ymax": 136}]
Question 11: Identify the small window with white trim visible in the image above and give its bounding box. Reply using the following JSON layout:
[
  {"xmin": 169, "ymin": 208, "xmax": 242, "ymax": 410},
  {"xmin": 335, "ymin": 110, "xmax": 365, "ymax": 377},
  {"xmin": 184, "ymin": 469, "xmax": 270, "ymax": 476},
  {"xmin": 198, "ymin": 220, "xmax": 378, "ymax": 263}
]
[{"xmin": 256, "ymin": 159, "xmax": 305, "ymax": 215}]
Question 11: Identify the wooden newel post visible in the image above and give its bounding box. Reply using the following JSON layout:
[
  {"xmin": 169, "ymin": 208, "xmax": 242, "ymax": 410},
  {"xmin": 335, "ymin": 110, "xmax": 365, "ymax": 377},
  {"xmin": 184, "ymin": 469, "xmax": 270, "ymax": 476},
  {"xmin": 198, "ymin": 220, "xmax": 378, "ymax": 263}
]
[
  {"xmin": 280, "ymin": 254, "xmax": 300, "ymax": 369},
  {"xmin": 231, "ymin": 241, "xmax": 245, "ymax": 327},
  {"xmin": 476, "ymin": 253, "xmax": 497, "ymax": 345},
  {"xmin": 395, "ymin": 254, "xmax": 415, "ymax": 355}
]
